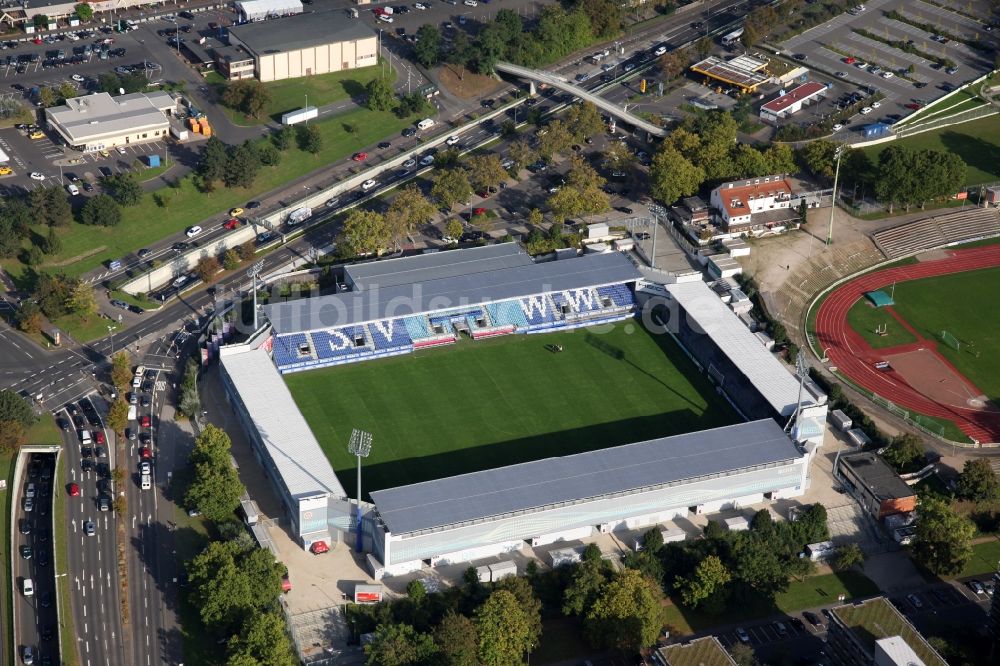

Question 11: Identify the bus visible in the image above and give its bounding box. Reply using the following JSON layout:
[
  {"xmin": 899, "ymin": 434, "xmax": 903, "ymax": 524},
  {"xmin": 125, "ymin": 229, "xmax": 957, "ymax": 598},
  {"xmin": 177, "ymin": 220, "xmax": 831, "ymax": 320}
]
[{"xmin": 721, "ymin": 27, "xmax": 744, "ymax": 47}]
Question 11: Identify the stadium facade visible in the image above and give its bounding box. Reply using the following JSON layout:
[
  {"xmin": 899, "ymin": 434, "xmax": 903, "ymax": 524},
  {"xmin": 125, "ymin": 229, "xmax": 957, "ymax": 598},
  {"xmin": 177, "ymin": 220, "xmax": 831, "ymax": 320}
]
[{"xmin": 219, "ymin": 246, "xmax": 826, "ymax": 574}]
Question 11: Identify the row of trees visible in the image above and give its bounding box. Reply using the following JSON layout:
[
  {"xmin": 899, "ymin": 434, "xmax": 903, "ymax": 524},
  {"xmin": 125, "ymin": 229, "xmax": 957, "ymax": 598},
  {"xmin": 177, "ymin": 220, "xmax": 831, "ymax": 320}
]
[
  {"xmin": 0, "ymin": 389, "xmax": 37, "ymax": 452},
  {"xmin": 649, "ymin": 110, "xmax": 796, "ymax": 204},
  {"xmin": 873, "ymin": 145, "xmax": 967, "ymax": 213},
  {"xmin": 15, "ymin": 273, "xmax": 97, "ymax": 334},
  {"xmin": 198, "ymin": 126, "xmax": 324, "ymax": 194},
  {"xmin": 184, "ymin": 425, "xmax": 246, "ymax": 522},
  {"xmin": 413, "ymin": 1, "xmax": 622, "ymax": 74},
  {"xmin": 193, "ymin": 238, "xmax": 258, "ymax": 284}
]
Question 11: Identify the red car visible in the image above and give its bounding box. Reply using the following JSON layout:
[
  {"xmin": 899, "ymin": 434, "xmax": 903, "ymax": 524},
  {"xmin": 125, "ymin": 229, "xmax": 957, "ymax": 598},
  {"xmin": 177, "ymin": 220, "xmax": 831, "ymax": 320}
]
[
  {"xmin": 905, "ymin": 103, "xmax": 923, "ymax": 110},
  {"xmin": 140, "ymin": 446, "xmax": 152, "ymax": 460},
  {"xmin": 281, "ymin": 573, "xmax": 292, "ymax": 592},
  {"xmin": 843, "ymin": 56, "xmax": 856, "ymax": 64},
  {"xmin": 140, "ymin": 415, "xmax": 151, "ymax": 428},
  {"xmin": 94, "ymin": 431, "xmax": 106, "ymax": 445},
  {"xmin": 223, "ymin": 218, "xmax": 240, "ymax": 230},
  {"xmin": 352, "ymin": 152, "xmax": 368, "ymax": 162},
  {"xmin": 310, "ymin": 541, "xmax": 329, "ymax": 555},
  {"xmin": 476, "ymin": 190, "xmax": 491, "ymax": 199},
  {"xmin": 473, "ymin": 207, "xmax": 487, "ymax": 216},
  {"xmin": 67, "ymin": 483, "xmax": 80, "ymax": 497}
]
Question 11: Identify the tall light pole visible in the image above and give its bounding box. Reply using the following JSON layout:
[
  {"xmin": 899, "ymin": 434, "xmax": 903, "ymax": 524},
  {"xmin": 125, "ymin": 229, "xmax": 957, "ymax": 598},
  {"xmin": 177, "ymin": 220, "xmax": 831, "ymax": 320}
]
[
  {"xmin": 827, "ymin": 146, "xmax": 844, "ymax": 246},
  {"xmin": 348, "ymin": 429, "xmax": 373, "ymax": 553},
  {"xmin": 107, "ymin": 323, "xmax": 118, "ymax": 358},
  {"xmin": 247, "ymin": 260, "xmax": 264, "ymax": 330}
]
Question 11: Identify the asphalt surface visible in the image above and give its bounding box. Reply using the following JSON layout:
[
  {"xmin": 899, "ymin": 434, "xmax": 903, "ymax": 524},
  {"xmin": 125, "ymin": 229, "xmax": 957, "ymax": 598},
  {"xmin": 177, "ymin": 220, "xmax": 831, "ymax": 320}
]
[
  {"xmin": 13, "ymin": 453, "xmax": 59, "ymax": 666},
  {"xmin": 60, "ymin": 396, "xmax": 125, "ymax": 666}
]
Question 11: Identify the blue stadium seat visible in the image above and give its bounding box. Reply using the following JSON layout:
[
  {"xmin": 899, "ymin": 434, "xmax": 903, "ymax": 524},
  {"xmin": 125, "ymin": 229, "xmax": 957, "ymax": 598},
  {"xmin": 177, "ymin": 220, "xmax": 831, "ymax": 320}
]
[
  {"xmin": 312, "ymin": 327, "xmax": 369, "ymax": 361},
  {"xmin": 273, "ymin": 333, "xmax": 310, "ymax": 369},
  {"xmin": 563, "ymin": 289, "xmax": 601, "ymax": 313},
  {"xmin": 486, "ymin": 301, "xmax": 528, "ymax": 328},
  {"xmin": 520, "ymin": 295, "xmax": 558, "ymax": 325},
  {"xmin": 597, "ymin": 284, "xmax": 636, "ymax": 308},
  {"xmin": 367, "ymin": 319, "xmax": 413, "ymax": 350},
  {"xmin": 404, "ymin": 316, "xmax": 434, "ymax": 340}
]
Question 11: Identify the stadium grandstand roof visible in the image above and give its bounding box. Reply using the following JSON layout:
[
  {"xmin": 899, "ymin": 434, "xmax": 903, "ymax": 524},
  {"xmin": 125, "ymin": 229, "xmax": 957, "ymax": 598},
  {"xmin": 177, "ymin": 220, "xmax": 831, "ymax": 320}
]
[
  {"xmin": 665, "ymin": 280, "xmax": 810, "ymax": 416},
  {"xmin": 371, "ymin": 419, "xmax": 800, "ymax": 535},
  {"xmin": 690, "ymin": 55, "xmax": 770, "ymax": 91},
  {"xmin": 220, "ymin": 347, "xmax": 346, "ymax": 500},
  {"xmin": 345, "ymin": 243, "xmax": 534, "ymax": 291},
  {"xmin": 265, "ymin": 251, "xmax": 642, "ymax": 335}
]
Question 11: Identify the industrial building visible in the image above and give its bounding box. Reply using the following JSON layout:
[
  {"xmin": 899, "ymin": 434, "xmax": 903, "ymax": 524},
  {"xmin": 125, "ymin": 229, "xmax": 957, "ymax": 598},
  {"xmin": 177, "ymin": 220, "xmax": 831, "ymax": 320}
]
[
  {"xmin": 44, "ymin": 91, "xmax": 176, "ymax": 152},
  {"xmin": 826, "ymin": 597, "xmax": 947, "ymax": 665},
  {"xmin": 370, "ymin": 419, "xmax": 809, "ymax": 576},
  {"xmin": 228, "ymin": 11, "xmax": 377, "ymax": 82},
  {"xmin": 759, "ymin": 81, "xmax": 828, "ymax": 122},
  {"xmin": 835, "ymin": 452, "xmax": 916, "ymax": 520}
]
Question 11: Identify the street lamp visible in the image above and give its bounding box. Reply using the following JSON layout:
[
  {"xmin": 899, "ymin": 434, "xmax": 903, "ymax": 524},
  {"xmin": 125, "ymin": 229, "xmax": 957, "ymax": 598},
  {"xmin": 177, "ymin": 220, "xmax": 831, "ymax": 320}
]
[
  {"xmin": 827, "ymin": 146, "xmax": 844, "ymax": 246},
  {"xmin": 107, "ymin": 323, "xmax": 118, "ymax": 358},
  {"xmin": 348, "ymin": 429, "xmax": 372, "ymax": 553}
]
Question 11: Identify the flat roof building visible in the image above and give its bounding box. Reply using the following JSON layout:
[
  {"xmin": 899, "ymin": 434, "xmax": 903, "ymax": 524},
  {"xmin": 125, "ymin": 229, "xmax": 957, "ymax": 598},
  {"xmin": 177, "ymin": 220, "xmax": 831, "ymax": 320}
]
[
  {"xmin": 836, "ymin": 452, "xmax": 916, "ymax": 520},
  {"xmin": 45, "ymin": 91, "xmax": 176, "ymax": 152},
  {"xmin": 826, "ymin": 597, "xmax": 947, "ymax": 666},
  {"xmin": 760, "ymin": 81, "xmax": 828, "ymax": 122},
  {"xmin": 690, "ymin": 54, "xmax": 770, "ymax": 92},
  {"xmin": 657, "ymin": 638, "xmax": 737, "ymax": 666},
  {"xmin": 229, "ymin": 10, "xmax": 377, "ymax": 82},
  {"xmin": 236, "ymin": 0, "xmax": 303, "ymax": 21}
]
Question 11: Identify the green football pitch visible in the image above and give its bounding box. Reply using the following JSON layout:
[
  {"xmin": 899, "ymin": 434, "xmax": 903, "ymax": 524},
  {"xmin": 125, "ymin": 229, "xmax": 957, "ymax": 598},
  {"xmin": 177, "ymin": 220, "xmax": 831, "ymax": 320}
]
[{"xmin": 285, "ymin": 323, "xmax": 738, "ymax": 498}]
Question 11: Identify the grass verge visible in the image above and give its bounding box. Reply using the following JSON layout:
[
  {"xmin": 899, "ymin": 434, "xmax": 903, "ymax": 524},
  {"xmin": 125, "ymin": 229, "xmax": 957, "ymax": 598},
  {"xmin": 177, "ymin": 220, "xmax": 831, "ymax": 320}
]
[
  {"xmin": 662, "ymin": 571, "xmax": 879, "ymax": 634},
  {"xmin": 958, "ymin": 537, "xmax": 1000, "ymax": 578},
  {"xmin": 109, "ymin": 290, "xmax": 160, "ymax": 312},
  {"xmin": 286, "ymin": 323, "xmax": 738, "ymax": 498},
  {"xmin": 7, "ymin": 106, "xmax": 418, "ymax": 283},
  {"xmin": 171, "ymin": 466, "xmax": 216, "ymax": 665},
  {"xmin": 53, "ymin": 453, "xmax": 77, "ymax": 666},
  {"xmin": 1, "ymin": 451, "xmax": 14, "ymax": 666}
]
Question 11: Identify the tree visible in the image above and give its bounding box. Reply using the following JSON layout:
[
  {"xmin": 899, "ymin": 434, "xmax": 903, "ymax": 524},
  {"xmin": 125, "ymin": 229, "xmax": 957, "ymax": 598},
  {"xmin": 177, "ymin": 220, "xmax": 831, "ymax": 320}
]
[
  {"xmin": 431, "ymin": 169, "xmax": 473, "ymax": 209},
  {"xmin": 0, "ymin": 390, "xmax": 35, "ymax": 429},
  {"xmin": 0, "ymin": 200, "xmax": 30, "ymax": 257},
  {"xmin": 674, "ymin": 555, "xmax": 731, "ymax": 608},
  {"xmin": 178, "ymin": 360, "xmax": 200, "ymax": 419},
  {"xmin": 223, "ymin": 248, "xmax": 241, "ymax": 271},
  {"xmin": 563, "ymin": 544, "xmax": 610, "ymax": 616},
  {"xmin": 406, "ymin": 579, "xmax": 426, "ymax": 604},
  {"xmin": 222, "ymin": 80, "xmax": 272, "ymax": 119},
  {"xmin": 833, "ymin": 543, "xmax": 865, "ymax": 571},
  {"xmin": 579, "ymin": 0, "xmax": 621, "ymax": 38},
  {"xmin": 297, "ymin": 124, "xmax": 322, "ymax": 154},
  {"xmin": 227, "ymin": 610, "xmax": 295, "ymax": 666},
  {"xmin": 186, "ymin": 450, "xmax": 245, "ymax": 521},
  {"xmin": 111, "ymin": 351, "xmax": 134, "ymax": 393},
  {"xmin": 38, "ymin": 87, "xmax": 56, "ymax": 108},
  {"xmin": 386, "ymin": 185, "xmax": 437, "ymax": 244},
  {"xmin": 195, "ymin": 256, "xmax": 221, "ymax": 283},
  {"xmin": 444, "ymin": 218, "xmax": 464, "ymax": 240},
  {"xmin": 547, "ymin": 157, "xmax": 608, "ymax": 222},
  {"xmin": 15, "ymin": 302, "xmax": 43, "ymax": 335},
  {"xmin": 912, "ymin": 495, "xmax": 975, "ymax": 576},
  {"xmin": 731, "ymin": 143, "xmax": 769, "ymax": 178},
  {"xmin": 650, "ymin": 145, "xmax": 705, "ymax": 205},
  {"xmin": 798, "ymin": 140, "xmax": 842, "ymax": 181},
  {"xmin": 659, "ymin": 48, "xmax": 691, "ymax": 79},
  {"xmin": 435, "ymin": 612, "xmax": 478, "ymax": 666},
  {"xmin": 272, "ymin": 126, "xmax": 295, "ymax": 151},
  {"xmin": 338, "ymin": 210, "xmax": 392, "ymax": 258},
  {"xmin": 198, "ymin": 137, "xmax": 229, "ymax": 186},
  {"xmin": 256, "ymin": 142, "xmax": 280, "ymax": 167},
  {"xmin": 225, "ymin": 142, "xmax": 261, "ymax": 189},
  {"xmin": 107, "ymin": 172, "xmax": 143, "ymax": 206},
  {"xmin": 881, "ymin": 433, "xmax": 924, "ymax": 472},
  {"xmin": 731, "ymin": 533, "xmax": 788, "ymax": 597},
  {"xmin": 528, "ymin": 208, "xmax": 543, "ymax": 228},
  {"xmin": 0, "ymin": 420, "xmax": 26, "ymax": 453},
  {"xmin": 365, "ymin": 623, "xmax": 437, "ymax": 666},
  {"xmin": 396, "ymin": 92, "xmax": 431, "ymax": 119},
  {"xmin": 466, "ymin": 154, "xmax": 508, "ymax": 192},
  {"xmin": 585, "ymin": 568, "xmax": 664, "ymax": 653},
  {"xmin": 40, "ymin": 227, "xmax": 61, "ymax": 255},
  {"xmin": 957, "ymin": 458, "xmax": 1000, "ymax": 502},
  {"xmin": 68, "ymin": 282, "xmax": 97, "ymax": 320},
  {"xmin": 33, "ymin": 14, "xmax": 49, "ymax": 29},
  {"xmin": 239, "ymin": 240, "xmax": 256, "ymax": 262},
  {"xmin": 507, "ymin": 140, "xmax": 537, "ymax": 172},
  {"xmin": 475, "ymin": 590, "xmax": 534, "ymax": 666},
  {"xmin": 414, "ymin": 24, "xmax": 442, "ymax": 68},
  {"xmin": 536, "ymin": 120, "xmax": 574, "ymax": 159},
  {"xmin": 187, "ymin": 540, "xmax": 283, "ymax": 628},
  {"xmin": 446, "ymin": 31, "xmax": 472, "ymax": 68},
  {"xmin": 604, "ymin": 141, "xmax": 634, "ymax": 171},
  {"xmin": 729, "ymin": 643, "xmax": 760, "ymax": 666},
  {"xmin": 74, "ymin": 2, "xmax": 93, "ymax": 21},
  {"xmin": 366, "ymin": 77, "xmax": 396, "ymax": 112},
  {"xmin": 33, "ymin": 187, "xmax": 72, "ymax": 227},
  {"xmin": 106, "ymin": 398, "xmax": 129, "ymax": 437},
  {"xmin": 564, "ymin": 102, "xmax": 605, "ymax": 142},
  {"xmin": 493, "ymin": 576, "xmax": 542, "ymax": 652}
]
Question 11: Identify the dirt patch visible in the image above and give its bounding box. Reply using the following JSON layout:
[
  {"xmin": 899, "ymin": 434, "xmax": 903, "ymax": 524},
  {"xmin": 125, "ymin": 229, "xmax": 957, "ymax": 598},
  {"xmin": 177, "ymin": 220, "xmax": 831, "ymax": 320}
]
[
  {"xmin": 916, "ymin": 248, "xmax": 950, "ymax": 261},
  {"xmin": 885, "ymin": 347, "xmax": 995, "ymax": 411},
  {"xmin": 436, "ymin": 64, "xmax": 504, "ymax": 100},
  {"xmin": 46, "ymin": 246, "xmax": 108, "ymax": 268}
]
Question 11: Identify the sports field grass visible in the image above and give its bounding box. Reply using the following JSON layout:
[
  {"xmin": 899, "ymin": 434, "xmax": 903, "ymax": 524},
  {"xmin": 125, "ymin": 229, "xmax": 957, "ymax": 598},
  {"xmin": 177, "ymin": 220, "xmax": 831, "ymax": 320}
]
[
  {"xmin": 880, "ymin": 266, "xmax": 1000, "ymax": 401},
  {"xmin": 285, "ymin": 324, "xmax": 738, "ymax": 497},
  {"xmin": 862, "ymin": 114, "xmax": 1000, "ymax": 186},
  {"xmin": 846, "ymin": 298, "xmax": 917, "ymax": 349}
]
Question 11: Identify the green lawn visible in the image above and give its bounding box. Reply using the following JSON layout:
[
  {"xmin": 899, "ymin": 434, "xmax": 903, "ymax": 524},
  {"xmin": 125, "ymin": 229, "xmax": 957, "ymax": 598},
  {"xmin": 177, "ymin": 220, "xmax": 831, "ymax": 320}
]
[
  {"xmin": 888, "ymin": 266, "xmax": 1000, "ymax": 401},
  {"xmin": 862, "ymin": 114, "xmax": 1000, "ymax": 186},
  {"xmin": 3, "ymin": 106, "xmax": 417, "ymax": 284},
  {"xmin": 899, "ymin": 88, "xmax": 983, "ymax": 126},
  {"xmin": 1, "ymin": 451, "xmax": 13, "ymax": 666},
  {"xmin": 662, "ymin": 571, "xmax": 880, "ymax": 634},
  {"xmin": 959, "ymin": 537, "xmax": 1000, "ymax": 577},
  {"xmin": 209, "ymin": 64, "xmax": 392, "ymax": 125},
  {"xmin": 845, "ymin": 298, "xmax": 917, "ymax": 349},
  {"xmin": 53, "ymin": 454, "xmax": 77, "ymax": 666},
  {"xmin": 286, "ymin": 324, "xmax": 738, "ymax": 497}
]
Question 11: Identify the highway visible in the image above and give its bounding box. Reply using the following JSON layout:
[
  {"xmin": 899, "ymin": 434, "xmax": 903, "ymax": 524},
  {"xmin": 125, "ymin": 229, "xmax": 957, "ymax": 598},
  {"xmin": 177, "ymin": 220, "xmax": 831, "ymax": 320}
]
[
  {"xmin": 60, "ymin": 397, "xmax": 126, "ymax": 666},
  {"xmin": 13, "ymin": 453, "xmax": 60, "ymax": 666}
]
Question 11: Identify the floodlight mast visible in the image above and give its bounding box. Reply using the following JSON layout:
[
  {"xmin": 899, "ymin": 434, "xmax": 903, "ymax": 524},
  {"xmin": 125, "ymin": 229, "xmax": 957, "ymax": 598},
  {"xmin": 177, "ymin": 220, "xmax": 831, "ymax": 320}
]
[
  {"xmin": 348, "ymin": 429, "xmax": 373, "ymax": 552},
  {"xmin": 786, "ymin": 351, "xmax": 809, "ymax": 434},
  {"xmin": 247, "ymin": 260, "xmax": 265, "ymax": 330}
]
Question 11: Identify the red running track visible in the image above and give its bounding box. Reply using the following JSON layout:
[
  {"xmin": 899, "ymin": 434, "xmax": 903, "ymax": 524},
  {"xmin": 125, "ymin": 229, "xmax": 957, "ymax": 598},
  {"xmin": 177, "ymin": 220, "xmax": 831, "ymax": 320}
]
[{"xmin": 814, "ymin": 245, "xmax": 1000, "ymax": 443}]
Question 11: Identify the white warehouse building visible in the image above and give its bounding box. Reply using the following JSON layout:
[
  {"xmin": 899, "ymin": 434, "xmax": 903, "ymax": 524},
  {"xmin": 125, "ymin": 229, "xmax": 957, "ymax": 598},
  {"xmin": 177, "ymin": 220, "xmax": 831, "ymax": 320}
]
[{"xmin": 370, "ymin": 419, "xmax": 809, "ymax": 576}]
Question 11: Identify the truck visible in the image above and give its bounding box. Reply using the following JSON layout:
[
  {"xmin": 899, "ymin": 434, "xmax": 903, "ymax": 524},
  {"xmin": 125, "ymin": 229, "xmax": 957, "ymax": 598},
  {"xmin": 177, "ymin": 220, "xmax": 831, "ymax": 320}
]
[
  {"xmin": 354, "ymin": 584, "xmax": 383, "ymax": 604},
  {"xmin": 281, "ymin": 106, "xmax": 319, "ymax": 126},
  {"xmin": 127, "ymin": 405, "xmax": 137, "ymax": 422},
  {"xmin": 721, "ymin": 27, "xmax": 744, "ymax": 47},
  {"xmin": 286, "ymin": 207, "xmax": 312, "ymax": 226}
]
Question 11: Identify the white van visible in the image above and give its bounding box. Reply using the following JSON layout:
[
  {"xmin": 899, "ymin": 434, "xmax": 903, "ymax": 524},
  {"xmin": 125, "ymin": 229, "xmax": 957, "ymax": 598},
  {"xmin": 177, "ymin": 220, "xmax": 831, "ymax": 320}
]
[
  {"xmin": 141, "ymin": 473, "xmax": 151, "ymax": 490},
  {"xmin": 79, "ymin": 430, "xmax": 91, "ymax": 445},
  {"xmin": 416, "ymin": 118, "xmax": 435, "ymax": 131},
  {"xmin": 22, "ymin": 578, "xmax": 33, "ymax": 596},
  {"xmin": 66, "ymin": 183, "xmax": 79, "ymax": 196}
]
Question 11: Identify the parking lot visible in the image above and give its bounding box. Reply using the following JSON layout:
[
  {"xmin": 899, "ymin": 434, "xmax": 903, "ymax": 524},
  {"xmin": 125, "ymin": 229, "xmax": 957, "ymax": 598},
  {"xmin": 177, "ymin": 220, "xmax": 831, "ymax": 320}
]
[{"xmin": 780, "ymin": 0, "xmax": 999, "ymax": 135}]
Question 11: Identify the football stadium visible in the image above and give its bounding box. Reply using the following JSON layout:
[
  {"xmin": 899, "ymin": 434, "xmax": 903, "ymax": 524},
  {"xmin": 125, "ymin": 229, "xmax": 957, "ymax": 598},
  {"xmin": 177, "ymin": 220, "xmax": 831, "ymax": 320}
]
[{"xmin": 219, "ymin": 244, "xmax": 828, "ymax": 576}]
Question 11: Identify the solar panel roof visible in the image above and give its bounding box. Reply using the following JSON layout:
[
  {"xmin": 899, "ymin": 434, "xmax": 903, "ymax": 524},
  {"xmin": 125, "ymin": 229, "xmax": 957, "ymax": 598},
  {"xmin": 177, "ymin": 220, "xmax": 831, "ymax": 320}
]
[
  {"xmin": 371, "ymin": 419, "xmax": 799, "ymax": 535},
  {"xmin": 265, "ymin": 250, "xmax": 642, "ymax": 335}
]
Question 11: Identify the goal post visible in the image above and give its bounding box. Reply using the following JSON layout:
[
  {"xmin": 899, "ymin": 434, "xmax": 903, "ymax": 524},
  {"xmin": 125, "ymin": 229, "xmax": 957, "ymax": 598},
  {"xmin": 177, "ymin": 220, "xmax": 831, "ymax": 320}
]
[{"xmin": 940, "ymin": 330, "xmax": 961, "ymax": 351}]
